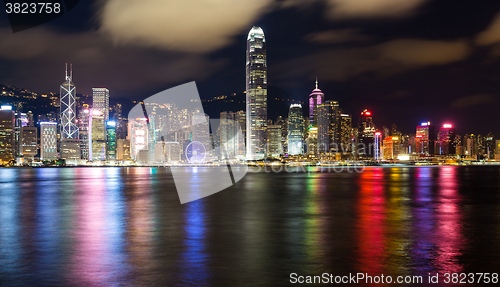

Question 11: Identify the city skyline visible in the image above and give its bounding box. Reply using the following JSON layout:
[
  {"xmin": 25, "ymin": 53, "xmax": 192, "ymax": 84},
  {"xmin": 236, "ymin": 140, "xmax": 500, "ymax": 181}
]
[{"xmin": 1, "ymin": 1, "xmax": 500, "ymax": 136}]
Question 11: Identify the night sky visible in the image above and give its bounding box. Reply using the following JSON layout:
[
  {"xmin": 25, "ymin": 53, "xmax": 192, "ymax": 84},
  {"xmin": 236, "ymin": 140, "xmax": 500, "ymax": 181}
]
[{"xmin": 0, "ymin": 0, "xmax": 500, "ymax": 136}]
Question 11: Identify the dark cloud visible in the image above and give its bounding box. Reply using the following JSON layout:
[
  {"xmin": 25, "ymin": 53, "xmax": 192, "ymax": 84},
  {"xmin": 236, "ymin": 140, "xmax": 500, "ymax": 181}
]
[
  {"xmin": 273, "ymin": 38, "xmax": 470, "ymax": 83},
  {"xmin": 282, "ymin": 0, "xmax": 428, "ymax": 19},
  {"xmin": 451, "ymin": 94, "xmax": 497, "ymax": 109},
  {"xmin": 0, "ymin": 27, "xmax": 225, "ymax": 96},
  {"xmin": 304, "ymin": 29, "xmax": 371, "ymax": 44}
]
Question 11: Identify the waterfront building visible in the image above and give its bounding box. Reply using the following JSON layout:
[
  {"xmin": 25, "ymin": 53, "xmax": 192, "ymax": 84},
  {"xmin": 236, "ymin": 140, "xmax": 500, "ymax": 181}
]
[
  {"xmin": 246, "ymin": 26, "xmax": 267, "ymax": 160},
  {"xmin": 358, "ymin": 109, "xmax": 375, "ymax": 159},
  {"xmin": 0, "ymin": 105, "xmax": 15, "ymax": 163},
  {"xmin": 116, "ymin": 139, "xmax": 131, "ymax": 161},
  {"xmin": 40, "ymin": 122, "xmax": 57, "ymax": 160},
  {"xmin": 128, "ymin": 117, "xmax": 149, "ymax": 160},
  {"xmin": 416, "ymin": 122, "xmax": 435, "ymax": 156},
  {"xmin": 78, "ymin": 108, "xmax": 90, "ymax": 160},
  {"xmin": 20, "ymin": 127, "xmax": 37, "ymax": 159},
  {"xmin": 317, "ymin": 100, "xmax": 340, "ymax": 154},
  {"xmin": 90, "ymin": 110, "xmax": 106, "ymax": 161},
  {"xmin": 106, "ymin": 121, "xmax": 116, "ymax": 161},
  {"xmin": 267, "ymin": 125, "xmax": 282, "ymax": 158},
  {"xmin": 437, "ymin": 124, "xmax": 456, "ymax": 155},
  {"xmin": 287, "ymin": 104, "xmax": 304, "ymax": 155}
]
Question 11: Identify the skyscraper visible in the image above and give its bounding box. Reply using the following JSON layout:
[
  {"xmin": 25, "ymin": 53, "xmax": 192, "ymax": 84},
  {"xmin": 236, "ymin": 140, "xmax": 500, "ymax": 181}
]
[
  {"xmin": 317, "ymin": 100, "xmax": 339, "ymax": 154},
  {"xmin": 339, "ymin": 114, "xmax": 352, "ymax": 154},
  {"xmin": 92, "ymin": 88, "xmax": 110, "ymax": 121},
  {"xmin": 0, "ymin": 105, "xmax": 15, "ymax": 163},
  {"xmin": 128, "ymin": 117, "xmax": 149, "ymax": 160},
  {"xmin": 90, "ymin": 110, "xmax": 106, "ymax": 161},
  {"xmin": 416, "ymin": 122, "xmax": 435, "ymax": 156},
  {"xmin": 78, "ymin": 108, "xmax": 90, "ymax": 160},
  {"xmin": 40, "ymin": 122, "xmax": 58, "ymax": 161},
  {"xmin": 106, "ymin": 121, "xmax": 116, "ymax": 161},
  {"xmin": 20, "ymin": 127, "xmax": 37, "ymax": 159},
  {"xmin": 246, "ymin": 26, "xmax": 267, "ymax": 160},
  {"xmin": 60, "ymin": 64, "xmax": 78, "ymax": 140},
  {"xmin": 309, "ymin": 79, "xmax": 324, "ymax": 128},
  {"xmin": 287, "ymin": 104, "xmax": 304, "ymax": 155},
  {"xmin": 267, "ymin": 125, "xmax": 282, "ymax": 157},
  {"xmin": 116, "ymin": 139, "xmax": 131, "ymax": 161},
  {"xmin": 220, "ymin": 112, "xmax": 240, "ymax": 160},
  {"xmin": 437, "ymin": 124, "xmax": 456, "ymax": 155},
  {"xmin": 358, "ymin": 109, "xmax": 375, "ymax": 159}
]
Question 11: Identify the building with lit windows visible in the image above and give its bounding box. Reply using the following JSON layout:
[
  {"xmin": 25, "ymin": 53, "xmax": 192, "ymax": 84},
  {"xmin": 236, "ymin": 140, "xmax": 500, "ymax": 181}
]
[
  {"xmin": 116, "ymin": 139, "xmax": 131, "ymax": 161},
  {"xmin": 267, "ymin": 125, "xmax": 282, "ymax": 157},
  {"xmin": 92, "ymin": 88, "xmax": 110, "ymax": 121},
  {"xmin": 106, "ymin": 121, "xmax": 116, "ymax": 161},
  {"xmin": 128, "ymin": 118, "xmax": 149, "ymax": 160},
  {"xmin": 485, "ymin": 132, "xmax": 495, "ymax": 159},
  {"xmin": 192, "ymin": 113, "xmax": 211, "ymax": 156},
  {"xmin": 90, "ymin": 110, "xmax": 106, "ymax": 161},
  {"xmin": 317, "ymin": 100, "xmax": 339, "ymax": 154},
  {"xmin": 20, "ymin": 127, "xmax": 37, "ymax": 159},
  {"xmin": 61, "ymin": 139, "xmax": 81, "ymax": 159},
  {"xmin": 287, "ymin": 104, "xmax": 304, "ymax": 155},
  {"xmin": 78, "ymin": 108, "xmax": 90, "ymax": 160},
  {"xmin": 358, "ymin": 109, "xmax": 375, "ymax": 159},
  {"xmin": 246, "ymin": 26, "xmax": 267, "ymax": 160},
  {"xmin": 437, "ymin": 124, "xmax": 456, "ymax": 155},
  {"xmin": 383, "ymin": 136, "xmax": 401, "ymax": 160},
  {"xmin": 339, "ymin": 114, "xmax": 352, "ymax": 154},
  {"xmin": 309, "ymin": 79, "xmax": 324, "ymax": 128},
  {"xmin": 0, "ymin": 105, "xmax": 15, "ymax": 163},
  {"xmin": 60, "ymin": 64, "xmax": 78, "ymax": 140},
  {"xmin": 40, "ymin": 122, "xmax": 58, "ymax": 160},
  {"xmin": 416, "ymin": 122, "xmax": 435, "ymax": 156}
]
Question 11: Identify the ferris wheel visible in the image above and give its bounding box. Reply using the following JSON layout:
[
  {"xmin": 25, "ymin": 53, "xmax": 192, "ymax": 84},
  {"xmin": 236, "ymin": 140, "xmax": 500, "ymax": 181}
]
[{"xmin": 185, "ymin": 141, "xmax": 207, "ymax": 164}]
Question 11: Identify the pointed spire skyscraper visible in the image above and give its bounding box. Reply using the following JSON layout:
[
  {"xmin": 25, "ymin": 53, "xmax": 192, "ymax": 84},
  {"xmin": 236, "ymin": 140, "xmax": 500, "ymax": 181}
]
[{"xmin": 60, "ymin": 63, "xmax": 78, "ymax": 140}]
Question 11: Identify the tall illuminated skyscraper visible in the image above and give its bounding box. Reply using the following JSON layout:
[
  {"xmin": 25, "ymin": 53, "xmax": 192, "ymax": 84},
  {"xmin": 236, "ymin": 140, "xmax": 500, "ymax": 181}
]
[
  {"xmin": 317, "ymin": 100, "xmax": 339, "ymax": 154},
  {"xmin": 90, "ymin": 110, "xmax": 106, "ymax": 161},
  {"xmin": 60, "ymin": 64, "xmax": 78, "ymax": 140},
  {"xmin": 246, "ymin": 26, "xmax": 267, "ymax": 160},
  {"xmin": 106, "ymin": 121, "xmax": 116, "ymax": 161},
  {"xmin": 357, "ymin": 109, "xmax": 375, "ymax": 159},
  {"xmin": 287, "ymin": 104, "xmax": 304, "ymax": 155},
  {"xmin": 437, "ymin": 124, "xmax": 456, "ymax": 155},
  {"xmin": 92, "ymin": 88, "xmax": 110, "ymax": 121},
  {"xmin": 0, "ymin": 105, "xmax": 15, "ymax": 163},
  {"xmin": 78, "ymin": 108, "xmax": 90, "ymax": 160},
  {"xmin": 416, "ymin": 122, "xmax": 435, "ymax": 156},
  {"xmin": 309, "ymin": 79, "xmax": 324, "ymax": 128},
  {"xmin": 339, "ymin": 114, "xmax": 352, "ymax": 153}
]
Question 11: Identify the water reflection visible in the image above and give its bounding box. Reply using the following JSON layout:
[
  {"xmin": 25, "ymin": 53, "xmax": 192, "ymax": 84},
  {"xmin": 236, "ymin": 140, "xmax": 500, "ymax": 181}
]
[
  {"xmin": 435, "ymin": 166, "xmax": 464, "ymax": 273},
  {"xmin": 0, "ymin": 166, "xmax": 496, "ymax": 286},
  {"xmin": 0, "ymin": 169, "xmax": 23, "ymax": 285},
  {"xmin": 356, "ymin": 168, "xmax": 387, "ymax": 275},
  {"xmin": 180, "ymin": 200, "xmax": 210, "ymax": 286}
]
